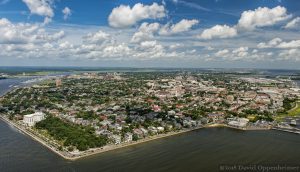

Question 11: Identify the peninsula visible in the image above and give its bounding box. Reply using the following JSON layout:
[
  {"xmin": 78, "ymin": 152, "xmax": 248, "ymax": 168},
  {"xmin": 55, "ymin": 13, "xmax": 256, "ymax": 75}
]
[{"xmin": 1, "ymin": 71, "xmax": 299, "ymax": 160}]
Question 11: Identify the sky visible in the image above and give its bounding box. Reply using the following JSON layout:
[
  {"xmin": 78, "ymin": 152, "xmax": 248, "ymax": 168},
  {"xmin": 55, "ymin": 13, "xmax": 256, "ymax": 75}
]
[{"xmin": 0, "ymin": 0, "xmax": 300, "ymax": 69}]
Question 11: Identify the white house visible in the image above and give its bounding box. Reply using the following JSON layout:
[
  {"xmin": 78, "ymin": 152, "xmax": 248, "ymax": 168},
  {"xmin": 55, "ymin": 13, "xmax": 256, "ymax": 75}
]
[
  {"xmin": 23, "ymin": 112, "xmax": 45, "ymax": 127},
  {"xmin": 111, "ymin": 135, "xmax": 121, "ymax": 144}
]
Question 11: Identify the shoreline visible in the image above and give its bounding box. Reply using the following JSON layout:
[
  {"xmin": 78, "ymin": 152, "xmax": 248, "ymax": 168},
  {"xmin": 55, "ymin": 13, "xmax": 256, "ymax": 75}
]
[
  {"xmin": 0, "ymin": 115, "xmax": 204, "ymax": 161},
  {"xmin": 0, "ymin": 115, "xmax": 70, "ymax": 160},
  {"xmin": 0, "ymin": 115, "xmax": 279, "ymax": 161}
]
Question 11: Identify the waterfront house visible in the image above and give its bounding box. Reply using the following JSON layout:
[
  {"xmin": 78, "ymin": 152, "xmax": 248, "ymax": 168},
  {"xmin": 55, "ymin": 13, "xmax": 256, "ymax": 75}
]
[
  {"xmin": 133, "ymin": 129, "xmax": 144, "ymax": 139},
  {"xmin": 23, "ymin": 112, "xmax": 45, "ymax": 127},
  {"xmin": 111, "ymin": 135, "xmax": 122, "ymax": 144},
  {"xmin": 124, "ymin": 132, "xmax": 133, "ymax": 142},
  {"xmin": 228, "ymin": 118, "xmax": 249, "ymax": 128}
]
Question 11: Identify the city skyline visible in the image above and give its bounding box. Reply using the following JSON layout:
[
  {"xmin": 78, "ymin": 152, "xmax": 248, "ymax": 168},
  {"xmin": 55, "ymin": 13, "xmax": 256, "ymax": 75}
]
[{"xmin": 1, "ymin": 0, "xmax": 300, "ymax": 69}]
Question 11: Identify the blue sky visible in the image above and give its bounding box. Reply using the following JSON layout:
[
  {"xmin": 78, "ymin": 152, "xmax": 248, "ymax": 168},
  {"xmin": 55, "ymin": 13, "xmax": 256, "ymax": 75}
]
[{"xmin": 0, "ymin": 0, "xmax": 300, "ymax": 69}]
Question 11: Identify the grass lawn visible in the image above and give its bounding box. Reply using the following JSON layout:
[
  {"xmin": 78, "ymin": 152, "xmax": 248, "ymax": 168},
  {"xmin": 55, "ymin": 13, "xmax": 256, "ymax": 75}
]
[
  {"xmin": 275, "ymin": 101, "xmax": 300, "ymax": 121},
  {"xmin": 247, "ymin": 115, "xmax": 256, "ymax": 121},
  {"xmin": 288, "ymin": 101, "xmax": 300, "ymax": 116}
]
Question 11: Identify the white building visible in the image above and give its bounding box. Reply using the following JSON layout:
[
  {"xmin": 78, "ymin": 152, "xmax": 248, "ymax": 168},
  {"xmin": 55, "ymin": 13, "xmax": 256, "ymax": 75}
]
[
  {"xmin": 228, "ymin": 118, "xmax": 249, "ymax": 128},
  {"xmin": 23, "ymin": 112, "xmax": 45, "ymax": 127},
  {"xmin": 111, "ymin": 135, "xmax": 122, "ymax": 144}
]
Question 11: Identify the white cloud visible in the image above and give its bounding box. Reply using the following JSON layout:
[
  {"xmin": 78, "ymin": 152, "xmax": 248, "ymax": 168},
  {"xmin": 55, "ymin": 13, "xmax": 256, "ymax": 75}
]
[
  {"xmin": 0, "ymin": 18, "xmax": 10, "ymax": 25},
  {"xmin": 131, "ymin": 19, "xmax": 198, "ymax": 43},
  {"xmin": 198, "ymin": 25, "xmax": 237, "ymax": 39},
  {"xmin": 0, "ymin": 18, "xmax": 64, "ymax": 44},
  {"xmin": 135, "ymin": 40, "xmax": 179, "ymax": 59},
  {"xmin": 140, "ymin": 40, "xmax": 162, "ymax": 49},
  {"xmin": 277, "ymin": 40, "xmax": 300, "ymax": 49},
  {"xmin": 206, "ymin": 46, "xmax": 214, "ymax": 51},
  {"xmin": 258, "ymin": 38, "xmax": 300, "ymax": 49},
  {"xmin": 279, "ymin": 49, "xmax": 300, "ymax": 61},
  {"xmin": 237, "ymin": 6, "xmax": 291, "ymax": 30},
  {"xmin": 159, "ymin": 19, "xmax": 199, "ymax": 35},
  {"xmin": 284, "ymin": 17, "xmax": 300, "ymax": 29},
  {"xmin": 108, "ymin": 3, "xmax": 166, "ymax": 28},
  {"xmin": 131, "ymin": 22, "xmax": 160, "ymax": 43},
  {"xmin": 102, "ymin": 44, "xmax": 132, "ymax": 58},
  {"xmin": 22, "ymin": 0, "xmax": 54, "ymax": 17},
  {"xmin": 215, "ymin": 49, "xmax": 229, "ymax": 57},
  {"xmin": 169, "ymin": 43, "xmax": 182, "ymax": 49},
  {"xmin": 232, "ymin": 46, "xmax": 248, "ymax": 59},
  {"xmin": 62, "ymin": 7, "xmax": 72, "ymax": 20},
  {"xmin": 257, "ymin": 38, "xmax": 282, "ymax": 48},
  {"xmin": 43, "ymin": 16, "xmax": 51, "ymax": 25},
  {"xmin": 0, "ymin": 18, "xmax": 68, "ymax": 60},
  {"xmin": 83, "ymin": 30, "xmax": 112, "ymax": 46}
]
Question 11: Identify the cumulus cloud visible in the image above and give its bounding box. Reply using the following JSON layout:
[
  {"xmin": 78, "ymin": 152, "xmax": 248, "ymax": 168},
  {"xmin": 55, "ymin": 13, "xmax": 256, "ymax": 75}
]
[
  {"xmin": 279, "ymin": 49, "xmax": 300, "ymax": 61},
  {"xmin": 237, "ymin": 6, "xmax": 291, "ymax": 30},
  {"xmin": 232, "ymin": 46, "xmax": 248, "ymax": 59},
  {"xmin": 108, "ymin": 3, "xmax": 166, "ymax": 28},
  {"xmin": 212, "ymin": 47, "xmax": 266, "ymax": 61},
  {"xmin": 22, "ymin": 0, "xmax": 54, "ymax": 17},
  {"xmin": 198, "ymin": 25, "xmax": 237, "ymax": 39},
  {"xmin": 131, "ymin": 22, "xmax": 160, "ymax": 43},
  {"xmin": 135, "ymin": 40, "xmax": 179, "ymax": 59},
  {"xmin": 83, "ymin": 30, "xmax": 112, "ymax": 45},
  {"xmin": 0, "ymin": 18, "xmax": 67, "ymax": 60},
  {"xmin": 159, "ymin": 19, "xmax": 199, "ymax": 35},
  {"xmin": 277, "ymin": 40, "xmax": 300, "ymax": 49},
  {"xmin": 131, "ymin": 19, "xmax": 198, "ymax": 43},
  {"xmin": 215, "ymin": 49, "xmax": 229, "ymax": 57},
  {"xmin": 197, "ymin": 6, "xmax": 291, "ymax": 40},
  {"xmin": 0, "ymin": 18, "xmax": 64, "ymax": 44},
  {"xmin": 257, "ymin": 38, "xmax": 282, "ymax": 48},
  {"xmin": 62, "ymin": 7, "xmax": 72, "ymax": 20},
  {"xmin": 102, "ymin": 44, "xmax": 132, "ymax": 58},
  {"xmin": 258, "ymin": 38, "xmax": 300, "ymax": 49},
  {"xmin": 284, "ymin": 17, "xmax": 300, "ymax": 29}
]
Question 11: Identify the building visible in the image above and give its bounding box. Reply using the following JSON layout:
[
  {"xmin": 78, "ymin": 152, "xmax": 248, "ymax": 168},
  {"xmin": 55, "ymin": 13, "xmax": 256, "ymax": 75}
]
[
  {"xmin": 228, "ymin": 118, "xmax": 249, "ymax": 128},
  {"xmin": 23, "ymin": 112, "xmax": 46, "ymax": 127},
  {"xmin": 56, "ymin": 78, "xmax": 62, "ymax": 87},
  {"xmin": 111, "ymin": 135, "xmax": 121, "ymax": 144},
  {"xmin": 124, "ymin": 132, "xmax": 133, "ymax": 142},
  {"xmin": 133, "ymin": 129, "xmax": 144, "ymax": 139}
]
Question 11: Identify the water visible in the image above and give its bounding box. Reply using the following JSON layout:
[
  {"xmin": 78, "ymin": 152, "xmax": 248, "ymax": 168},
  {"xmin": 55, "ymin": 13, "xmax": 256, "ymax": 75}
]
[
  {"xmin": 0, "ymin": 78, "xmax": 32, "ymax": 96},
  {"xmin": 0, "ymin": 120, "xmax": 299, "ymax": 172}
]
